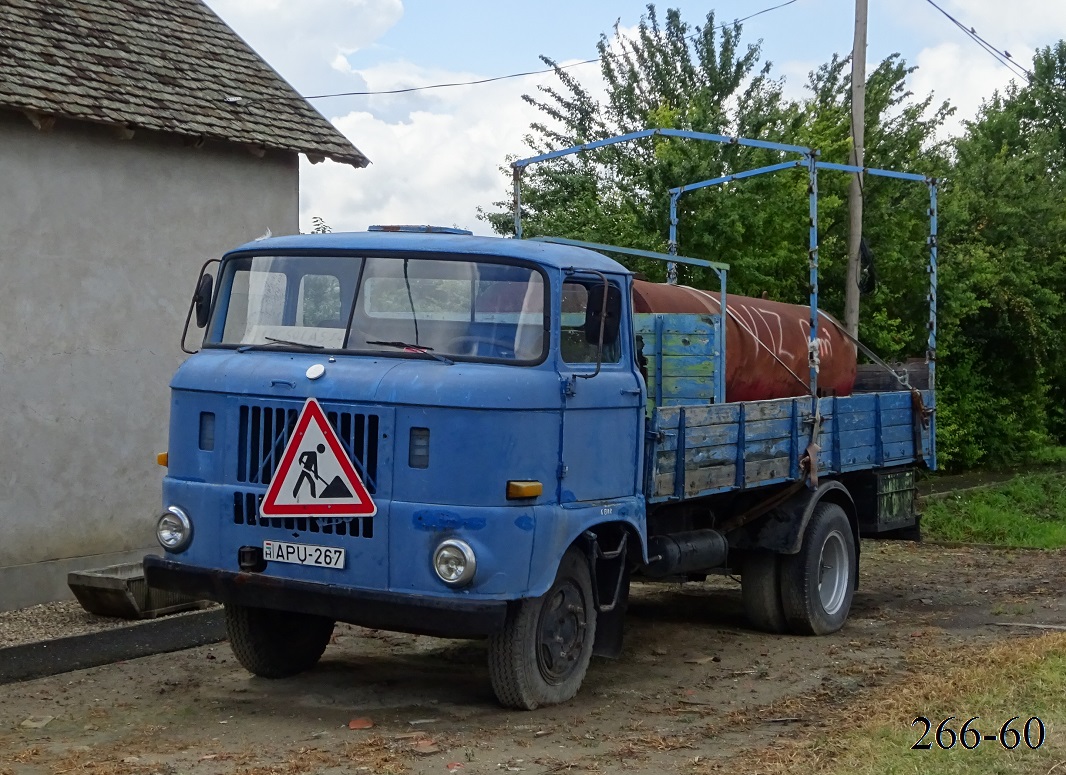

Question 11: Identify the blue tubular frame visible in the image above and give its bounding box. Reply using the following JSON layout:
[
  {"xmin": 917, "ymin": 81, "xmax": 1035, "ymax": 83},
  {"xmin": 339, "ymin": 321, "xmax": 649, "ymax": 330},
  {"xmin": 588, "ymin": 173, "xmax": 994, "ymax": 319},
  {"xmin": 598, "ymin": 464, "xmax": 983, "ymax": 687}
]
[
  {"xmin": 513, "ymin": 128, "xmax": 810, "ymax": 173},
  {"xmin": 510, "ymin": 128, "xmax": 939, "ymax": 403},
  {"xmin": 928, "ymin": 184, "xmax": 938, "ymax": 392},
  {"xmin": 511, "ymin": 129, "xmax": 812, "ymax": 406},
  {"xmin": 807, "ymin": 152, "xmax": 821, "ymax": 398},
  {"xmin": 512, "ymin": 128, "xmax": 811, "ymax": 241},
  {"xmin": 528, "ymin": 236, "xmax": 728, "ymax": 272},
  {"xmin": 666, "ymin": 154, "xmax": 820, "ymax": 399},
  {"xmin": 668, "ymin": 160, "xmax": 806, "ymax": 253},
  {"xmin": 670, "ymin": 157, "xmax": 940, "ymax": 395},
  {"xmin": 797, "ymin": 160, "xmax": 938, "ymax": 392}
]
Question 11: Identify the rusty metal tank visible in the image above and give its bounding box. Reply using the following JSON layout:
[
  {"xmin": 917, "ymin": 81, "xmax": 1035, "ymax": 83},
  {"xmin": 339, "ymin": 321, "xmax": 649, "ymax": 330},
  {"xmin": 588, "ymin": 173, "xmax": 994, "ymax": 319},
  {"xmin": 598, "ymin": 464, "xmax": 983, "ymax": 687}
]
[{"xmin": 631, "ymin": 280, "xmax": 857, "ymax": 402}]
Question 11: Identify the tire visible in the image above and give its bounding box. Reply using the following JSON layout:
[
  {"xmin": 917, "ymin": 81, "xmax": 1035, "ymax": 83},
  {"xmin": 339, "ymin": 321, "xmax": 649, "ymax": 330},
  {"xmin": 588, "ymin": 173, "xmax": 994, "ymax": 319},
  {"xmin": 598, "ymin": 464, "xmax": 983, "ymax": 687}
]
[
  {"xmin": 742, "ymin": 551, "xmax": 788, "ymax": 633},
  {"xmin": 225, "ymin": 604, "xmax": 335, "ymax": 679},
  {"xmin": 780, "ymin": 502, "xmax": 856, "ymax": 636},
  {"xmin": 488, "ymin": 548, "xmax": 597, "ymax": 710}
]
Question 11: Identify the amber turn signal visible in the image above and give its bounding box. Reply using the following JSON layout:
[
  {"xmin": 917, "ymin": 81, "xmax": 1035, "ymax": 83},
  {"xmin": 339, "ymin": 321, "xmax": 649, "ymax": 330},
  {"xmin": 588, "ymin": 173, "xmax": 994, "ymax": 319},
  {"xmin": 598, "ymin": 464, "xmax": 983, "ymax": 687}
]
[
  {"xmin": 506, "ymin": 480, "xmax": 543, "ymax": 499},
  {"xmin": 156, "ymin": 452, "xmax": 169, "ymax": 467}
]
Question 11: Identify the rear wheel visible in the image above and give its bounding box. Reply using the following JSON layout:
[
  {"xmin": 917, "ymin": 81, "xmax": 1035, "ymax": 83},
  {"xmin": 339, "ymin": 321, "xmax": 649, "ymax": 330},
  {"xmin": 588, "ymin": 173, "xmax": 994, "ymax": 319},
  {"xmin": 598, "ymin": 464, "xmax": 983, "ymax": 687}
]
[
  {"xmin": 780, "ymin": 503, "xmax": 856, "ymax": 635},
  {"xmin": 225, "ymin": 604, "xmax": 334, "ymax": 678},
  {"xmin": 488, "ymin": 548, "xmax": 597, "ymax": 709},
  {"xmin": 742, "ymin": 551, "xmax": 787, "ymax": 633}
]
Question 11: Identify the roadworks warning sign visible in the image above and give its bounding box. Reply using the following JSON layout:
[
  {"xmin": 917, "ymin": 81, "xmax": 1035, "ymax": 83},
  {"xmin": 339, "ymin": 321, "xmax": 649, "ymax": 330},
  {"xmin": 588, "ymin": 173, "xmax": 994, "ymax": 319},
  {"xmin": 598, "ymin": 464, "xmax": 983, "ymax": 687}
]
[{"xmin": 260, "ymin": 398, "xmax": 376, "ymax": 518}]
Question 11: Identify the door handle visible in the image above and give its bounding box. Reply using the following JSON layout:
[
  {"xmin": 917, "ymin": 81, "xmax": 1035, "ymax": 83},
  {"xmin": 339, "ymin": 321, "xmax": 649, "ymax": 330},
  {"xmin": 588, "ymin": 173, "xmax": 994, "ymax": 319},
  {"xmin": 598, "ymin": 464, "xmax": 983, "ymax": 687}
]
[{"xmin": 621, "ymin": 388, "xmax": 642, "ymax": 395}]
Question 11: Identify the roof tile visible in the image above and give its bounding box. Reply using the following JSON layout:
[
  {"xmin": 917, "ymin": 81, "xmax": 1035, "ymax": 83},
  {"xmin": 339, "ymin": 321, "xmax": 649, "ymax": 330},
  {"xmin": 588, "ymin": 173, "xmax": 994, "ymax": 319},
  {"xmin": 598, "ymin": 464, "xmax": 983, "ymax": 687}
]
[{"xmin": 0, "ymin": 0, "xmax": 369, "ymax": 167}]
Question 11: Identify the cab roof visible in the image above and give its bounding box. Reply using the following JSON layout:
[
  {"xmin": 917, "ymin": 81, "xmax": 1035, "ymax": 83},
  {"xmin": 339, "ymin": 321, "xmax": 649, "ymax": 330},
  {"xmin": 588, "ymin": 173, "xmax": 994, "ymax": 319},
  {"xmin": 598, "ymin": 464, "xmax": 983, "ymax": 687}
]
[{"xmin": 226, "ymin": 230, "xmax": 631, "ymax": 275}]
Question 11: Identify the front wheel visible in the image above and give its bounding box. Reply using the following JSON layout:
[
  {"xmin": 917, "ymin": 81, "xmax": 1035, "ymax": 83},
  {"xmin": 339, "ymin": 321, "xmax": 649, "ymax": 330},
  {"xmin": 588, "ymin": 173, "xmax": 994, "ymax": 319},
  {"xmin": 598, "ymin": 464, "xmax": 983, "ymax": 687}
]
[
  {"xmin": 779, "ymin": 502, "xmax": 856, "ymax": 635},
  {"xmin": 488, "ymin": 548, "xmax": 597, "ymax": 709},
  {"xmin": 225, "ymin": 604, "xmax": 335, "ymax": 678}
]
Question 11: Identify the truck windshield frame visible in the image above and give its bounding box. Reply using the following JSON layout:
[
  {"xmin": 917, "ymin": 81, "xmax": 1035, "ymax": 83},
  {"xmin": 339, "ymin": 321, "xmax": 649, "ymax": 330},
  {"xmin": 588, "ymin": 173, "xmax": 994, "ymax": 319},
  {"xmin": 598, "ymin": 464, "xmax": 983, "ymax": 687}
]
[{"xmin": 204, "ymin": 252, "xmax": 551, "ymax": 366}]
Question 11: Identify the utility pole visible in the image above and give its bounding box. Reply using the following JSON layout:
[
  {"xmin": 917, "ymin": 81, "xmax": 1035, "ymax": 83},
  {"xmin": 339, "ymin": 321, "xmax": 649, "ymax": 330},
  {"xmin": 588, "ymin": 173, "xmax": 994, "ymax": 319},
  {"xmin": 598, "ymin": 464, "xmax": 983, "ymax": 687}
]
[{"xmin": 845, "ymin": 0, "xmax": 867, "ymax": 338}]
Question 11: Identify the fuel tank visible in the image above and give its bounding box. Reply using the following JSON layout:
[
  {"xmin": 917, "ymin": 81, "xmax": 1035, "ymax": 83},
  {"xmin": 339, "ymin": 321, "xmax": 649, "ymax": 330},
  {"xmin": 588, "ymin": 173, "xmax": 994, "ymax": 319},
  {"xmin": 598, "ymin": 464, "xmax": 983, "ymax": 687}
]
[{"xmin": 631, "ymin": 280, "xmax": 857, "ymax": 402}]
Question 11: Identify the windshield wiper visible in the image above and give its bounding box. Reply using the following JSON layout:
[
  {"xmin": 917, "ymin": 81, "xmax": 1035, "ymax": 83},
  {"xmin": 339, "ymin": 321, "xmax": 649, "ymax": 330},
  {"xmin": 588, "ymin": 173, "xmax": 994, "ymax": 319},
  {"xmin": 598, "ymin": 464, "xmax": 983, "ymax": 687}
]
[
  {"xmin": 265, "ymin": 336, "xmax": 324, "ymax": 349},
  {"xmin": 366, "ymin": 340, "xmax": 453, "ymax": 365},
  {"xmin": 236, "ymin": 336, "xmax": 325, "ymax": 353}
]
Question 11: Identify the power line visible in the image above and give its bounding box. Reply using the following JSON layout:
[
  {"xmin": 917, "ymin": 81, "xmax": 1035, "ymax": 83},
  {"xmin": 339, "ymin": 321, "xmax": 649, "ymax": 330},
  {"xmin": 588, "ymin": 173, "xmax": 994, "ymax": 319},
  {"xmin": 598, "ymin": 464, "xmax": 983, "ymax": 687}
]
[
  {"xmin": 730, "ymin": 0, "xmax": 800, "ymax": 27},
  {"xmin": 298, "ymin": 59, "xmax": 601, "ymax": 100},
  {"xmin": 923, "ymin": 0, "xmax": 1032, "ymax": 81},
  {"xmin": 230, "ymin": 0, "xmax": 800, "ymax": 104}
]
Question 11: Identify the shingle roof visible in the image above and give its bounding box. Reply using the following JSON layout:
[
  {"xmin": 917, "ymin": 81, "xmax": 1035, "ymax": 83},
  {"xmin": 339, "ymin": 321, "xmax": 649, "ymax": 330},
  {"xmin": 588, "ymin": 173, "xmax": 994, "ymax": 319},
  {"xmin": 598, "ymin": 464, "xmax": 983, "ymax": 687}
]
[{"xmin": 0, "ymin": 0, "xmax": 370, "ymax": 168}]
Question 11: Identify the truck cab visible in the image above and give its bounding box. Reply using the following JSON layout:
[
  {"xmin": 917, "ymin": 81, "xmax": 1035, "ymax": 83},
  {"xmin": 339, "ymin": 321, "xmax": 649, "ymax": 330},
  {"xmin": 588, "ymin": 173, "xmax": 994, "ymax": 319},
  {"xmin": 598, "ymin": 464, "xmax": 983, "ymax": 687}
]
[{"xmin": 147, "ymin": 227, "xmax": 646, "ymax": 708}]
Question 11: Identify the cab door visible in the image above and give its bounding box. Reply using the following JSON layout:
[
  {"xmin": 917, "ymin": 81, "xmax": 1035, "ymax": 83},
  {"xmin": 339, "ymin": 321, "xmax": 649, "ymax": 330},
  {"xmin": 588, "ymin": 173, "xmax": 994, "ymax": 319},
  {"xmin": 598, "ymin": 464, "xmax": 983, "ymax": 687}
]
[{"xmin": 558, "ymin": 274, "xmax": 644, "ymax": 503}]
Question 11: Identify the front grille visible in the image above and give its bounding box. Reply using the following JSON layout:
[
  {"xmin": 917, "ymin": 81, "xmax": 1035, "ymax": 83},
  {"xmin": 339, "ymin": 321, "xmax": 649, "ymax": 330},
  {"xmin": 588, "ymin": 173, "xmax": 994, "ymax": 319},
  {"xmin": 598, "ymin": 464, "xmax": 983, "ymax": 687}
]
[
  {"xmin": 236, "ymin": 402, "xmax": 380, "ymax": 490},
  {"xmin": 233, "ymin": 491, "xmax": 374, "ymax": 537},
  {"xmin": 234, "ymin": 401, "xmax": 381, "ymax": 537}
]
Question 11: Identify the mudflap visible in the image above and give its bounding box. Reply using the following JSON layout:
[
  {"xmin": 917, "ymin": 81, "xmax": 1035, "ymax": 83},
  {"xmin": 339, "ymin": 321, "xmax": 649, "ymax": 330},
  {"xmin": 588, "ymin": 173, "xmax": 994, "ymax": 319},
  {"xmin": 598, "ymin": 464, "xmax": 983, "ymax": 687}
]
[
  {"xmin": 584, "ymin": 529, "xmax": 631, "ymax": 658},
  {"xmin": 592, "ymin": 566, "xmax": 630, "ymax": 658}
]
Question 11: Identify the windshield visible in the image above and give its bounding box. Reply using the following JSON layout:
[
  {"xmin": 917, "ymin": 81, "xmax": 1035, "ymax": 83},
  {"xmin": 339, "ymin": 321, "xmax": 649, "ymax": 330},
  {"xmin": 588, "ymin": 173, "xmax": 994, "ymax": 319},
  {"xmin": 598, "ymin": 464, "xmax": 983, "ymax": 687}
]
[{"xmin": 207, "ymin": 254, "xmax": 547, "ymax": 363}]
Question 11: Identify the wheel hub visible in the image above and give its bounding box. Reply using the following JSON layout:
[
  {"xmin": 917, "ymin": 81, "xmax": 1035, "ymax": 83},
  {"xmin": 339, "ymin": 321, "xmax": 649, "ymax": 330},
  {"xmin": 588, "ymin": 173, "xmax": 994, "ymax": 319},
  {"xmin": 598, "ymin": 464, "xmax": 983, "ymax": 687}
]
[
  {"xmin": 536, "ymin": 581, "xmax": 587, "ymax": 684},
  {"xmin": 817, "ymin": 529, "xmax": 849, "ymax": 616}
]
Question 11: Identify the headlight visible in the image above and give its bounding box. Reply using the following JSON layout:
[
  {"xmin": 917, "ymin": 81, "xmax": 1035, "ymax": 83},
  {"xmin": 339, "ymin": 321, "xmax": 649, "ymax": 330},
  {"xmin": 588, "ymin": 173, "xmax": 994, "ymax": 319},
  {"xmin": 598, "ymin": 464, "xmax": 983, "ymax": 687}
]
[
  {"xmin": 433, "ymin": 539, "xmax": 476, "ymax": 587},
  {"xmin": 156, "ymin": 506, "xmax": 193, "ymax": 552}
]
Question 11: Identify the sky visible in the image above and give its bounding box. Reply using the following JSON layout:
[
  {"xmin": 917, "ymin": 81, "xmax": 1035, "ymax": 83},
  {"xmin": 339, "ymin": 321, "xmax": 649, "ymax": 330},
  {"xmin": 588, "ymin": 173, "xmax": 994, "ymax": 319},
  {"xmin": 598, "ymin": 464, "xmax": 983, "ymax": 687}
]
[{"xmin": 202, "ymin": 0, "xmax": 1066, "ymax": 237}]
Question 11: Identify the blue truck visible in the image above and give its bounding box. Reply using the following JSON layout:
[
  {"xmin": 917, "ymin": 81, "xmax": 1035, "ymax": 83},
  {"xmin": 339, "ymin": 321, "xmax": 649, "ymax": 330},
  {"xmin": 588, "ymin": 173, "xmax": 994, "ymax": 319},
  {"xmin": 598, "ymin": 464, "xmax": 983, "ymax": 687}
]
[{"xmin": 146, "ymin": 135, "xmax": 937, "ymax": 709}]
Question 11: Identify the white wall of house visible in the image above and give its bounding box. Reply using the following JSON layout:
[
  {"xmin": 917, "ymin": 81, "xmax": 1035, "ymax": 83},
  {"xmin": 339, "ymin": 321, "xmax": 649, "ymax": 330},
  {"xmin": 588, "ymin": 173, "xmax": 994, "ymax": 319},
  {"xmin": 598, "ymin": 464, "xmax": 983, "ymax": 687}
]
[{"xmin": 0, "ymin": 110, "xmax": 300, "ymax": 610}]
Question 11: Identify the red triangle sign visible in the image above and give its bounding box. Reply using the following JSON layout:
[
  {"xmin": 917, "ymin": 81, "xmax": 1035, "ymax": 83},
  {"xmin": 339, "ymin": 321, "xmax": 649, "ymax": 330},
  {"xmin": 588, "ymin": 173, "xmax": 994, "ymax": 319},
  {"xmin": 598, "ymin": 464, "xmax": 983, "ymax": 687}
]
[{"xmin": 260, "ymin": 398, "xmax": 377, "ymax": 518}]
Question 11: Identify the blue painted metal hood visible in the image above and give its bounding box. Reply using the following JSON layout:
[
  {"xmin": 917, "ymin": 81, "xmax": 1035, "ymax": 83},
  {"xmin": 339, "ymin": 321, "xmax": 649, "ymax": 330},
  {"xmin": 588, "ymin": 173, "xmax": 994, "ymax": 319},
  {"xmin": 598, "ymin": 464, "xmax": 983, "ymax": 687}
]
[{"xmin": 171, "ymin": 348, "xmax": 561, "ymax": 411}]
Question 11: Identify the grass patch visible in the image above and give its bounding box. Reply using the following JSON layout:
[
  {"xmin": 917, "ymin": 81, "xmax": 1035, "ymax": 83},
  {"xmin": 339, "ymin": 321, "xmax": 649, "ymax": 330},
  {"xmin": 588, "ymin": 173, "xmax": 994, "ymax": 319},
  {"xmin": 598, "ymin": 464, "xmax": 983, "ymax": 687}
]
[
  {"xmin": 922, "ymin": 472, "xmax": 1066, "ymax": 548},
  {"xmin": 1026, "ymin": 445, "xmax": 1066, "ymax": 467},
  {"xmin": 703, "ymin": 633, "xmax": 1066, "ymax": 775}
]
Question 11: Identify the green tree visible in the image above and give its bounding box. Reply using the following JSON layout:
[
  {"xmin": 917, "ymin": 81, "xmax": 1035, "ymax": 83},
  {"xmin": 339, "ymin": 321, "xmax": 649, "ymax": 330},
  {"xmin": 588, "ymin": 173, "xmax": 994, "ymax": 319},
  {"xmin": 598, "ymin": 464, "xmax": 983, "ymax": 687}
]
[
  {"xmin": 484, "ymin": 4, "xmax": 1066, "ymax": 470},
  {"xmin": 936, "ymin": 42, "xmax": 1066, "ymax": 466},
  {"xmin": 795, "ymin": 54, "xmax": 951, "ymax": 359},
  {"xmin": 482, "ymin": 4, "xmax": 804, "ymax": 288},
  {"xmin": 482, "ymin": 4, "xmax": 948, "ymax": 349}
]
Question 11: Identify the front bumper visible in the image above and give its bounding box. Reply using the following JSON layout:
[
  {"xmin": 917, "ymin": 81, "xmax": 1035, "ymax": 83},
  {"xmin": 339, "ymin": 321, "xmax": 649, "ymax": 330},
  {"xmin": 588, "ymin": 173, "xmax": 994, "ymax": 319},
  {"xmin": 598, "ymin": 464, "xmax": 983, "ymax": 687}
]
[{"xmin": 143, "ymin": 556, "xmax": 508, "ymax": 639}]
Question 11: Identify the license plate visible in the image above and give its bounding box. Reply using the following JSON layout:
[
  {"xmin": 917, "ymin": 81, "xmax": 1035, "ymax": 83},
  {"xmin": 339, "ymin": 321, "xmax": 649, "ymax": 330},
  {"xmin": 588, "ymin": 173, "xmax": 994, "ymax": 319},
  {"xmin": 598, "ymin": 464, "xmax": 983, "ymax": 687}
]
[{"xmin": 263, "ymin": 540, "xmax": 346, "ymax": 569}]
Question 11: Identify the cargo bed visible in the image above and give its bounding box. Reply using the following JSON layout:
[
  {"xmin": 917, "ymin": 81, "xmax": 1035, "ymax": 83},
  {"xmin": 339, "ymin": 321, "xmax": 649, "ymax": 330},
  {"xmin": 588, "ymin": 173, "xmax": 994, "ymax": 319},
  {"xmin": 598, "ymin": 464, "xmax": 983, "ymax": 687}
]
[{"xmin": 645, "ymin": 390, "xmax": 935, "ymax": 503}]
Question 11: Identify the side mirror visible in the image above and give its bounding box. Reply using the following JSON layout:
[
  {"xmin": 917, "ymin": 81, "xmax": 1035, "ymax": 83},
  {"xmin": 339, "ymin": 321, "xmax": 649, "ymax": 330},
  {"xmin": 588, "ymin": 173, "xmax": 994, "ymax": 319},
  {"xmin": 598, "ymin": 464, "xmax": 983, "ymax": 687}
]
[
  {"xmin": 181, "ymin": 258, "xmax": 219, "ymax": 355},
  {"xmin": 194, "ymin": 274, "xmax": 214, "ymax": 328},
  {"xmin": 585, "ymin": 281, "xmax": 621, "ymax": 347}
]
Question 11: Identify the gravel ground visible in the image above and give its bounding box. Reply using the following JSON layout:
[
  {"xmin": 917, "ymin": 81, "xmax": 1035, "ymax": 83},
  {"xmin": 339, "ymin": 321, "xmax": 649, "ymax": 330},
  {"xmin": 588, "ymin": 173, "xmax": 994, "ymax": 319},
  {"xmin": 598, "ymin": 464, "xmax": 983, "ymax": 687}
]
[
  {"xmin": 0, "ymin": 600, "xmax": 137, "ymax": 648},
  {"xmin": 0, "ymin": 599, "xmax": 218, "ymax": 649}
]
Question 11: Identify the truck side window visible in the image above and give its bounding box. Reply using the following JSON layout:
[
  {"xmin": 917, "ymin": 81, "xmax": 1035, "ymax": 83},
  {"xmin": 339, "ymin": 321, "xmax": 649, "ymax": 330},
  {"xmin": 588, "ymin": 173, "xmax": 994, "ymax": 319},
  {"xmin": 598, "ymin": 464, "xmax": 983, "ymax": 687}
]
[{"xmin": 561, "ymin": 281, "xmax": 621, "ymax": 364}]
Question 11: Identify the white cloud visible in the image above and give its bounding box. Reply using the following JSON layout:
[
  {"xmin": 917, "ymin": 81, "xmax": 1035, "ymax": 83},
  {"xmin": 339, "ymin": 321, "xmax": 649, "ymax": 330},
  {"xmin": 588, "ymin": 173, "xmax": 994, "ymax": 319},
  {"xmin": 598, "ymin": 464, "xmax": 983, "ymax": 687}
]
[
  {"xmin": 203, "ymin": 0, "xmax": 614, "ymax": 238},
  {"xmin": 900, "ymin": 0, "xmax": 1066, "ymax": 133},
  {"xmin": 299, "ymin": 60, "xmax": 603, "ymax": 236},
  {"xmin": 910, "ymin": 41, "xmax": 1015, "ymax": 137},
  {"xmin": 205, "ymin": 0, "xmax": 403, "ymax": 58},
  {"xmin": 203, "ymin": 0, "xmax": 403, "ymax": 97},
  {"xmin": 933, "ymin": 0, "xmax": 1066, "ymax": 45},
  {"xmin": 205, "ymin": 0, "xmax": 1066, "ymax": 239},
  {"xmin": 777, "ymin": 0, "xmax": 1066, "ymax": 139}
]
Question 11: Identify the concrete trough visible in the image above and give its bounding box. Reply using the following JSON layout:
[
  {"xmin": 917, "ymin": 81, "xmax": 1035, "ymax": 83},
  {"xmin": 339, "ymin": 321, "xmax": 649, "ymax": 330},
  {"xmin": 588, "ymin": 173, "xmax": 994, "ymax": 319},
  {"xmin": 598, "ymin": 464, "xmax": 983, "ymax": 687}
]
[{"xmin": 68, "ymin": 562, "xmax": 209, "ymax": 619}]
